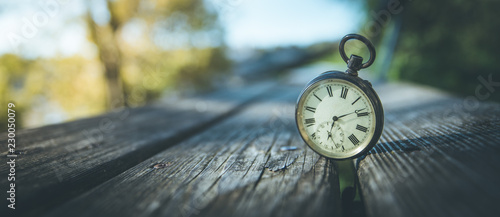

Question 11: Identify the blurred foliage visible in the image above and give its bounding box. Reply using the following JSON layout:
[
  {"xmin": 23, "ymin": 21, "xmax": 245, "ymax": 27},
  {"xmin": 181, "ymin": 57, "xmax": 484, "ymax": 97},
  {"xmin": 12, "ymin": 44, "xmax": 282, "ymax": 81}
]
[
  {"xmin": 0, "ymin": 54, "xmax": 107, "ymax": 130},
  {"xmin": 0, "ymin": 0, "xmax": 229, "ymax": 130},
  {"xmin": 368, "ymin": 0, "xmax": 500, "ymax": 101}
]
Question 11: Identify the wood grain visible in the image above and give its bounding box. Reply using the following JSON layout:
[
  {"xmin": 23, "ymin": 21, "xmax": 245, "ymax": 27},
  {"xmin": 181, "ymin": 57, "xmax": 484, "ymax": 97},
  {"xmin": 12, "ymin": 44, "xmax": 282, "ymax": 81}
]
[
  {"xmin": 43, "ymin": 86, "xmax": 341, "ymax": 217},
  {"xmin": 3, "ymin": 78, "xmax": 499, "ymax": 217},
  {"xmin": 357, "ymin": 83, "xmax": 500, "ymax": 217},
  {"xmin": 0, "ymin": 83, "xmax": 273, "ymax": 216}
]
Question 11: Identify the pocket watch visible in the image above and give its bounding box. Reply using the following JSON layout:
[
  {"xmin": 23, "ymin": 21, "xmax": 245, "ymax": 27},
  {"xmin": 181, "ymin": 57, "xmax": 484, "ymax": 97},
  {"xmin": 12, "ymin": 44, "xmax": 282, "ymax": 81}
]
[{"xmin": 295, "ymin": 34, "xmax": 384, "ymax": 160}]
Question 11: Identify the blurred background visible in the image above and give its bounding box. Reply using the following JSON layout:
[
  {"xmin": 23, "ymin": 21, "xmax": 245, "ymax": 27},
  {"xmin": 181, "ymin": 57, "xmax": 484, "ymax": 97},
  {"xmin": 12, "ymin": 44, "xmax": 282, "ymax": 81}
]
[{"xmin": 1, "ymin": 0, "xmax": 499, "ymax": 130}]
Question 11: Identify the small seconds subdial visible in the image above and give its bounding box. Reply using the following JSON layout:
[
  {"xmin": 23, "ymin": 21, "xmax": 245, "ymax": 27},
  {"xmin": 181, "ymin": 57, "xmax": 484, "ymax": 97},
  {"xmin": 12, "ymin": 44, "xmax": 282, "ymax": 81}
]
[
  {"xmin": 330, "ymin": 124, "xmax": 344, "ymax": 149},
  {"xmin": 297, "ymin": 79, "xmax": 377, "ymax": 158},
  {"xmin": 314, "ymin": 122, "xmax": 344, "ymax": 150}
]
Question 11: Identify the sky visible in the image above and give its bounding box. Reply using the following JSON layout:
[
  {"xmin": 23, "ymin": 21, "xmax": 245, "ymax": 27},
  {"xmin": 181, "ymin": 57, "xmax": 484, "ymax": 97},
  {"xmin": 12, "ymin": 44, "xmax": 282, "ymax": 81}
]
[
  {"xmin": 0, "ymin": 0, "xmax": 364, "ymax": 58},
  {"xmin": 220, "ymin": 0, "xmax": 364, "ymax": 49},
  {"xmin": 0, "ymin": 0, "xmax": 90, "ymax": 58}
]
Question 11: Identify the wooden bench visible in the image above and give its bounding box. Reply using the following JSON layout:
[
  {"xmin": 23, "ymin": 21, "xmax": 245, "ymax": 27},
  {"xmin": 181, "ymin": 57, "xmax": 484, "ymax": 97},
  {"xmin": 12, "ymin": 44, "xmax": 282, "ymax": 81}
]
[{"xmin": 1, "ymin": 63, "xmax": 500, "ymax": 217}]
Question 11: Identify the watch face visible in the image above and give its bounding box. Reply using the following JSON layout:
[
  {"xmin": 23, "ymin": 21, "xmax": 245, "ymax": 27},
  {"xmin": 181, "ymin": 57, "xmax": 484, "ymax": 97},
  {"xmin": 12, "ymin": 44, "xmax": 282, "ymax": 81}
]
[{"xmin": 296, "ymin": 78, "xmax": 379, "ymax": 159}]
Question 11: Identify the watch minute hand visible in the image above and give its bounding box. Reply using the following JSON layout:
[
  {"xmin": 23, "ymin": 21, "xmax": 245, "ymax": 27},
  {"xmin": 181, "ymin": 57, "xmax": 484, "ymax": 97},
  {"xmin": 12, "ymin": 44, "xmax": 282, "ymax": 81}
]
[
  {"xmin": 355, "ymin": 108, "xmax": 366, "ymax": 114},
  {"xmin": 336, "ymin": 108, "xmax": 366, "ymax": 119}
]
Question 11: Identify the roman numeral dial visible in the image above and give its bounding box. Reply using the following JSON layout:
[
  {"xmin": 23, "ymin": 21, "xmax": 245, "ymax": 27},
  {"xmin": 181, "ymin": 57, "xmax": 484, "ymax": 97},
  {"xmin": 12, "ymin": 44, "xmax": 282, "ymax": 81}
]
[
  {"xmin": 305, "ymin": 118, "xmax": 315, "ymax": 127},
  {"xmin": 340, "ymin": 87, "xmax": 348, "ymax": 99},
  {"xmin": 326, "ymin": 86, "xmax": 333, "ymax": 97},
  {"xmin": 305, "ymin": 106, "xmax": 316, "ymax": 113},
  {"xmin": 352, "ymin": 96, "xmax": 361, "ymax": 105},
  {"xmin": 356, "ymin": 124, "xmax": 368, "ymax": 132},
  {"xmin": 297, "ymin": 79, "xmax": 377, "ymax": 158},
  {"xmin": 357, "ymin": 112, "xmax": 369, "ymax": 117},
  {"xmin": 348, "ymin": 134, "xmax": 359, "ymax": 145}
]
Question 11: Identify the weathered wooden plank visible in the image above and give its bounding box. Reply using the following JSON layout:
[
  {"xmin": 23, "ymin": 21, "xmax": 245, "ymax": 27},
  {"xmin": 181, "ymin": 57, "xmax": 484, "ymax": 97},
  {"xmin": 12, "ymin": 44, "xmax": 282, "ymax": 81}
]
[
  {"xmin": 0, "ymin": 83, "xmax": 273, "ymax": 216},
  {"xmin": 357, "ymin": 83, "xmax": 500, "ymax": 217},
  {"xmin": 43, "ymin": 86, "xmax": 341, "ymax": 217}
]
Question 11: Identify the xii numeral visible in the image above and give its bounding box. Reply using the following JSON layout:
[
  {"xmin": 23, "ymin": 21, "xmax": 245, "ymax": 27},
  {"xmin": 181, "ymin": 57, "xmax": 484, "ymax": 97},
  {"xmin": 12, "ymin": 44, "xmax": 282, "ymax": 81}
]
[
  {"xmin": 305, "ymin": 118, "xmax": 315, "ymax": 127},
  {"xmin": 348, "ymin": 134, "xmax": 360, "ymax": 146},
  {"xmin": 340, "ymin": 87, "xmax": 348, "ymax": 99}
]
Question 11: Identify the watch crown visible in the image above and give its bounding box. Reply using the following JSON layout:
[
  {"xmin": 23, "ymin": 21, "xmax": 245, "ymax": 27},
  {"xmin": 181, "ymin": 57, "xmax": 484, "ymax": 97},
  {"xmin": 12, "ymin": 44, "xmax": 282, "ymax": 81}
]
[{"xmin": 346, "ymin": 54, "xmax": 363, "ymax": 76}]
